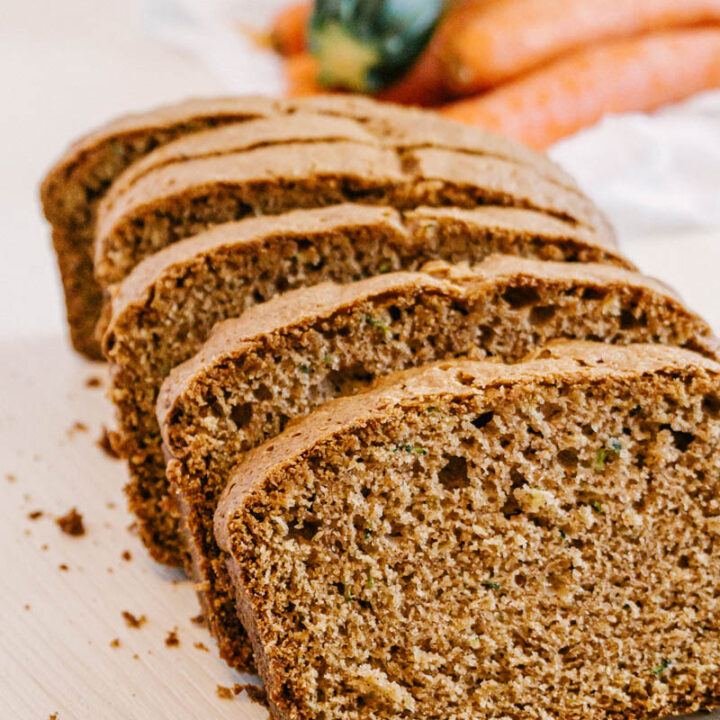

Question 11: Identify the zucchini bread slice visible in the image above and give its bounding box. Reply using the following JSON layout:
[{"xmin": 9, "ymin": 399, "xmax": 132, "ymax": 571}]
[
  {"xmin": 215, "ymin": 341, "xmax": 720, "ymax": 720},
  {"xmin": 41, "ymin": 93, "xmax": 579, "ymax": 359},
  {"xmin": 157, "ymin": 256, "xmax": 716, "ymax": 670},
  {"xmin": 104, "ymin": 203, "xmax": 626, "ymax": 571}
]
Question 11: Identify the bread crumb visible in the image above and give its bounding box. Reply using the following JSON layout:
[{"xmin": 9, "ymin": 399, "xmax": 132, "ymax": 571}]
[
  {"xmin": 164, "ymin": 628, "xmax": 179, "ymax": 647},
  {"xmin": 85, "ymin": 376, "xmax": 102, "ymax": 388},
  {"xmin": 121, "ymin": 550, "xmax": 132, "ymax": 561},
  {"xmin": 27, "ymin": 510, "xmax": 43, "ymax": 520},
  {"xmin": 233, "ymin": 683, "xmax": 268, "ymax": 707},
  {"xmin": 122, "ymin": 611, "xmax": 146, "ymax": 629},
  {"xmin": 106, "ymin": 501, "xmax": 116, "ymax": 509},
  {"xmin": 41, "ymin": 544, "xmax": 49, "ymax": 551},
  {"xmin": 56, "ymin": 508, "xmax": 85, "ymax": 536},
  {"xmin": 190, "ymin": 613, "xmax": 205, "ymax": 625},
  {"xmin": 6, "ymin": 473, "xmax": 16, "ymax": 483},
  {"xmin": 68, "ymin": 421, "xmax": 88, "ymax": 437},
  {"xmin": 707, "ymin": 516, "xmax": 720, "ymax": 535},
  {"xmin": 127, "ymin": 521, "xmax": 138, "ymax": 535},
  {"xmin": 58, "ymin": 563, "xmax": 69, "ymax": 571},
  {"xmin": 109, "ymin": 638, "xmax": 120, "ymax": 648},
  {"xmin": 193, "ymin": 641, "xmax": 209, "ymax": 652},
  {"xmin": 97, "ymin": 427, "xmax": 121, "ymax": 459},
  {"xmin": 132, "ymin": 653, "xmax": 139, "ymax": 660},
  {"xmin": 24, "ymin": 604, "xmax": 30, "ymax": 611},
  {"xmin": 49, "ymin": 714, "xmax": 58, "ymax": 719},
  {"xmin": 216, "ymin": 685, "xmax": 234, "ymax": 700}
]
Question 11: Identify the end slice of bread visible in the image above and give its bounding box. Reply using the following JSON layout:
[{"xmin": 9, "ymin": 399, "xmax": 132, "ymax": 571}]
[{"xmin": 216, "ymin": 342, "xmax": 720, "ymax": 720}]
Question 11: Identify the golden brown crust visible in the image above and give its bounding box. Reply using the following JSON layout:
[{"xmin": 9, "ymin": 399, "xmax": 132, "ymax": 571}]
[
  {"xmin": 284, "ymin": 95, "xmax": 578, "ymax": 190},
  {"xmin": 39, "ymin": 96, "xmax": 279, "ymax": 224},
  {"xmin": 215, "ymin": 341, "xmax": 720, "ymax": 545},
  {"xmin": 102, "ymin": 114, "xmax": 382, "ymax": 212}
]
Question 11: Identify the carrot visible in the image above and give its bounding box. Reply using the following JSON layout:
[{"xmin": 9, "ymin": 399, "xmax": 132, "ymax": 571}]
[
  {"xmin": 444, "ymin": 0, "xmax": 720, "ymax": 94},
  {"xmin": 284, "ymin": 53, "xmax": 324, "ymax": 97},
  {"xmin": 271, "ymin": 1, "xmax": 312, "ymax": 56},
  {"xmin": 441, "ymin": 27, "xmax": 720, "ymax": 149},
  {"xmin": 283, "ymin": 48, "xmax": 445, "ymax": 105}
]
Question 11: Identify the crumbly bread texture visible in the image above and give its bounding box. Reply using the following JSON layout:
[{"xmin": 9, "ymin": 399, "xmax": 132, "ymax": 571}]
[
  {"xmin": 215, "ymin": 341, "xmax": 720, "ymax": 720},
  {"xmin": 40, "ymin": 94, "xmax": 581, "ymax": 359},
  {"xmin": 104, "ymin": 203, "xmax": 630, "ymax": 571},
  {"xmin": 156, "ymin": 256, "xmax": 716, "ymax": 670}
]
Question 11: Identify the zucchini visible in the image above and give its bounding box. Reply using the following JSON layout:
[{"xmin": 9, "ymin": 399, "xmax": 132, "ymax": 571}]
[{"xmin": 309, "ymin": 0, "xmax": 445, "ymax": 92}]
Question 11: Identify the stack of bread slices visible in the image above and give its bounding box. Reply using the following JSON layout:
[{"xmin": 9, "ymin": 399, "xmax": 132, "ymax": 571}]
[{"xmin": 41, "ymin": 95, "xmax": 720, "ymax": 720}]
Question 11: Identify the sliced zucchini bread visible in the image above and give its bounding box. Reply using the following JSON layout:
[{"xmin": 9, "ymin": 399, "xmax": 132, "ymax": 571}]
[
  {"xmin": 156, "ymin": 255, "xmax": 716, "ymax": 670},
  {"xmin": 215, "ymin": 341, "xmax": 720, "ymax": 720},
  {"xmin": 104, "ymin": 203, "xmax": 627, "ymax": 571},
  {"xmin": 40, "ymin": 93, "xmax": 582, "ymax": 359}
]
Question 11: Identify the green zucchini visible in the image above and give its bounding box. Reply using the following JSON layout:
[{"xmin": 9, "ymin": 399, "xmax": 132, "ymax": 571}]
[{"xmin": 309, "ymin": 0, "xmax": 446, "ymax": 92}]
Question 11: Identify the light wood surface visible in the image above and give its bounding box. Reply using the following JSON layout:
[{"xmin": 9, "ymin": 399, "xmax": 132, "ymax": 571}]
[{"xmin": 0, "ymin": 338, "xmax": 267, "ymax": 719}]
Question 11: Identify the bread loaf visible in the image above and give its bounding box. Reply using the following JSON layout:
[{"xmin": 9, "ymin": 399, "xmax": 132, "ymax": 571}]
[{"xmin": 215, "ymin": 341, "xmax": 720, "ymax": 720}]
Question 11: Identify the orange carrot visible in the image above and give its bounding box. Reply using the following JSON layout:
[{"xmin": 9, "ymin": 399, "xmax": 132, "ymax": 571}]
[
  {"xmin": 441, "ymin": 27, "xmax": 720, "ymax": 149},
  {"xmin": 284, "ymin": 53, "xmax": 324, "ymax": 97},
  {"xmin": 271, "ymin": 1, "xmax": 312, "ymax": 56},
  {"xmin": 444, "ymin": 0, "xmax": 720, "ymax": 95}
]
